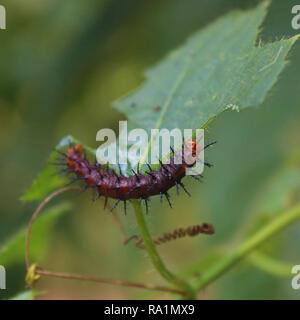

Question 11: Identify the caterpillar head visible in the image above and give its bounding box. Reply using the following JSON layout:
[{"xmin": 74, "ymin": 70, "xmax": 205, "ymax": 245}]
[
  {"xmin": 67, "ymin": 144, "xmax": 83, "ymax": 161},
  {"xmin": 74, "ymin": 144, "xmax": 83, "ymax": 154},
  {"xmin": 184, "ymin": 140, "xmax": 201, "ymax": 166}
]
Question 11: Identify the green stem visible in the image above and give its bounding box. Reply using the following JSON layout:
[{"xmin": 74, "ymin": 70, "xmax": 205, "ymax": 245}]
[
  {"xmin": 248, "ymin": 251, "xmax": 293, "ymax": 277},
  {"xmin": 194, "ymin": 203, "xmax": 300, "ymax": 291},
  {"xmin": 131, "ymin": 199, "xmax": 196, "ymax": 299}
]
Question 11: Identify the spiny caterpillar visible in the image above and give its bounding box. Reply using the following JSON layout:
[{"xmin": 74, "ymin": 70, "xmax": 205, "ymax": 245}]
[{"xmin": 55, "ymin": 140, "xmax": 216, "ymax": 214}]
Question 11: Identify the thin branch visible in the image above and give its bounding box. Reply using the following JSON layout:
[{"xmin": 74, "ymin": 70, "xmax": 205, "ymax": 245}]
[
  {"xmin": 35, "ymin": 268, "xmax": 185, "ymax": 296},
  {"xmin": 193, "ymin": 203, "xmax": 300, "ymax": 291},
  {"xmin": 26, "ymin": 186, "xmax": 79, "ymax": 270}
]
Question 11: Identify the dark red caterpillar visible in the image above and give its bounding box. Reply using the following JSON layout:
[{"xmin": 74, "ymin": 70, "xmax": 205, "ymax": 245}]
[{"xmin": 56, "ymin": 140, "xmax": 215, "ymax": 213}]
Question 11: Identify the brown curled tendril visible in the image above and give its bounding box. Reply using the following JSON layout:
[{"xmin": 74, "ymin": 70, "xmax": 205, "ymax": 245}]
[{"xmin": 123, "ymin": 223, "xmax": 215, "ymax": 249}]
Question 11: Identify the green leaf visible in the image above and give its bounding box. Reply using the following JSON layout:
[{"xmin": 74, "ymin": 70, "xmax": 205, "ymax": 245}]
[
  {"xmin": 114, "ymin": 1, "xmax": 298, "ymax": 163},
  {"xmin": 254, "ymin": 166, "xmax": 300, "ymax": 215},
  {"xmin": 244, "ymin": 165, "xmax": 300, "ymax": 238},
  {"xmin": 248, "ymin": 251, "xmax": 293, "ymax": 278},
  {"xmin": 0, "ymin": 203, "xmax": 71, "ymax": 267},
  {"xmin": 23, "ymin": 136, "xmax": 87, "ymax": 202},
  {"xmin": 23, "ymin": 2, "xmax": 299, "ymax": 201},
  {"xmin": 9, "ymin": 290, "xmax": 40, "ymax": 300},
  {"xmin": 23, "ymin": 135, "xmax": 98, "ymax": 202},
  {"xmin": 0, "ymin": 203, "xmax": 71, "ymax": 299},
  {"xmin": 228, "ymin": 163, "xmax": 300, "ymax": 277},
  {"xmin": 22, "ymin": 151, "xmax": 67, "ymax": 202},
  {"xmin": 181, "ymin": 250, "xmax": 225, "ymax": 279}
]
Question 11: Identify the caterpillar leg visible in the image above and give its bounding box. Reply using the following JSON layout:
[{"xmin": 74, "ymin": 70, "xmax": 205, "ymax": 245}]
[
  {"xmin": 160, "ymin": 192, "xmax": 163, "ymax": 203},
  {"xmin": 104, "ymin": 197, "xmax": 108, "ymax": 209},
  {"xmin": 123, "ymin": 200, "xmax": 127, "ymax": 215},
  {"xmin": 144, "ymin": 199, "xmax": 149, "ymax": 214},
  {"xmin": 204, "ymin": 141, "xmax": 217, "ymax": 150},
  {"xmin": 93, "ymin": 193, "xmax": 101, "ymax": 201},
  {"xmin": 190, "ymin": 175, "xmax": 203, "ymax": 183},
  {"xmin": 111, "ymin": 199, "xmax": 121, "ymax": 212},
  {"xmin": 164, "ymin": 192, "xmax": 172, "ymax": 208},
  {"xmin": 179, "ymin": 182, "xmax": 191, "ymax": 196},
  {"xmin": 175, "ymin": 182, "xmax": 180, "ymax": 196}
]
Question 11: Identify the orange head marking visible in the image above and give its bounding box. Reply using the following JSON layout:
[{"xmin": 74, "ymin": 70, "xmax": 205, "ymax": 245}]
[
  {"xmin": 66, "ymin": 144, "xmax": 83, "ymax": 163},
  {"xmin": 186, "ymin": 140, "xmax": 201, "ymax": 156},
  {"xmin": 184, "ymin": 140, "xmax": 201, "ymax": 166},
  {"xmin": 74, "ymin": 144, "xmax": 83, "ymax": 154}
]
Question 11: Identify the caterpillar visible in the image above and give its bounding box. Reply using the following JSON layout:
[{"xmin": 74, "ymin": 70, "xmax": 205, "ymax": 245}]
[{"xmin": 55, "ymin": 140, "xmax": 216, "ymax": 214}]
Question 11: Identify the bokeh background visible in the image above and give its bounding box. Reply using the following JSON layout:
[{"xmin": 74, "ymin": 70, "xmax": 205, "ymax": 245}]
[{"xmin": 0, "ymin": 0, "xmax": 300, "ymax": 299}]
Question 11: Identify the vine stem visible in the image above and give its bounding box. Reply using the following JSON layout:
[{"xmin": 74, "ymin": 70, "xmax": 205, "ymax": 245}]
[
  {"xmin": 194, "ymin": 203, "xmax": 300, "ymax": 291},
  {"xmin": 34, "ymin": 268, "xmax": 185, "ymax": 296},
  {"xmin": 25, "ymin": 186, "xmax": 79, "ymax": 270},
  {"xmin": 25, "ymin": 187, "xmax": 184, "ymax": 297},
  {"xmin": 131, "ymin": 199, "xmax": 196, "ymax": 299}
]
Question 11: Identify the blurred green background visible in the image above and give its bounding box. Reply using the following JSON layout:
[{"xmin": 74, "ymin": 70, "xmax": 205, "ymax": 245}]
[{"xmin": 0, "ymin": 0, "xmax": 300, "ymax": 299}]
